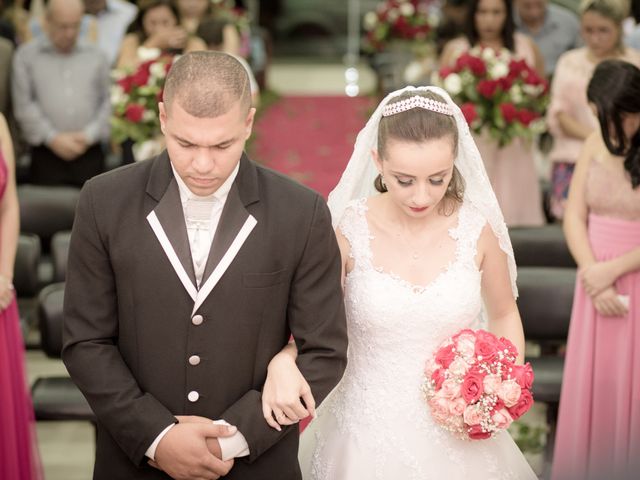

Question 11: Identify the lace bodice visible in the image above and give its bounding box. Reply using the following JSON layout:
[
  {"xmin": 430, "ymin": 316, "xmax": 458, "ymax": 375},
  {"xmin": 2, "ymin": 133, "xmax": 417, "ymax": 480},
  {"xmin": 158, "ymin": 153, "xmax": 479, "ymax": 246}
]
[
  {"xmin": 303, "ymin": 199, "xmax": 533, "ymax": 479},
  {"xmin": 586, "ymin": 157, "xmax": 640, "ymax": 221}
]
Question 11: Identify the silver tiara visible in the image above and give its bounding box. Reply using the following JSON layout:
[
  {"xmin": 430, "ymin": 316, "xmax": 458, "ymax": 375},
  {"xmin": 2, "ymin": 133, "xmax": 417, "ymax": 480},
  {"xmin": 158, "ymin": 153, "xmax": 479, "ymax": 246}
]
[{"xmin": 382, "ymin": 95, "xmax": 454, "ymax": 117}]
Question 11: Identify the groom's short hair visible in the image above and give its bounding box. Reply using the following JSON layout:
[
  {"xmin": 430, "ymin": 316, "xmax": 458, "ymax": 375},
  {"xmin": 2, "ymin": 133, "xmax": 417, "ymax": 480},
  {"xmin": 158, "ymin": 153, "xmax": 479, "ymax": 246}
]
[{"xmin": 163, "ymin": 51, "xmax": 251, "ymax": 118}]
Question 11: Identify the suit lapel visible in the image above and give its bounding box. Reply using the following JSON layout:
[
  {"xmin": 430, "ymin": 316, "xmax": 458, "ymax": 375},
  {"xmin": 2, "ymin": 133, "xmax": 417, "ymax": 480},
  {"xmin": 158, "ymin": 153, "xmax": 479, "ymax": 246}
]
[
  {"xmin": 192, "ymin": 156, "xmax": 259, "ymax": 313},
  {"xmin": 145, "ymin": 153, "xmax": 198, "ymax": 300}
]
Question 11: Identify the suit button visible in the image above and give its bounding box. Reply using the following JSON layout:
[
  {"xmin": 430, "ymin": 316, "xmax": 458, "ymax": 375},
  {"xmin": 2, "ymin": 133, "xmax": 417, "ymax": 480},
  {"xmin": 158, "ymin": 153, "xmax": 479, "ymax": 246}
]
[
  {"xmin": 188, "ymin": 355, "xmax": 201, "ymax": 366},
  {"xmin": 188, "ymin": 391, "xmax": 199, "ymax": 402},
  {"xmin": 192, "ymin": 314, "xmax": 203, "ymax": 325}
]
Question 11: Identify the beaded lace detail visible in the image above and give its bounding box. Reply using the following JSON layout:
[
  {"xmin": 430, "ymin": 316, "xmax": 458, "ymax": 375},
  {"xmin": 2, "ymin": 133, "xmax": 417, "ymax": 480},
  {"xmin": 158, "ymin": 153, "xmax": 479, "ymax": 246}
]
[{"xmin": 302, "ymin": 199, "xmax": 533, "ymax": 480}]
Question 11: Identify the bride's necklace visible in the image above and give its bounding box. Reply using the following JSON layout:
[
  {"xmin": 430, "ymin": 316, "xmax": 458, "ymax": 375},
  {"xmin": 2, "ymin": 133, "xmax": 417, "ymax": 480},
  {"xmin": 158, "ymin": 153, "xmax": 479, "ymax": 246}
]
[{"xmin": 395, "ymin": 230, "xmax": 424, "ymax": 261}]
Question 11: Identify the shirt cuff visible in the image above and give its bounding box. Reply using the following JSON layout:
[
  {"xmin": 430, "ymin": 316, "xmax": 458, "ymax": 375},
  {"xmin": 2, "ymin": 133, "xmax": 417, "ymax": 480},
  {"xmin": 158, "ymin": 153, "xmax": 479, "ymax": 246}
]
[
  {"xmin": 145, "ymin": 424, "xmax": 174, "ymax": 460},
  {"xmin": 213, "ymin": 419, "xmax": 250, "ymax": 460}
]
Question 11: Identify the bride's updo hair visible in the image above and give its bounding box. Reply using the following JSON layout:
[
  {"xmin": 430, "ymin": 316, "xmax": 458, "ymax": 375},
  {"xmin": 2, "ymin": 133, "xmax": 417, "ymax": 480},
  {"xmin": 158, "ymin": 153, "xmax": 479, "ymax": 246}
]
[{"xmin": 376, "ymin": 91, "xmax": 465, "ymax": 214}]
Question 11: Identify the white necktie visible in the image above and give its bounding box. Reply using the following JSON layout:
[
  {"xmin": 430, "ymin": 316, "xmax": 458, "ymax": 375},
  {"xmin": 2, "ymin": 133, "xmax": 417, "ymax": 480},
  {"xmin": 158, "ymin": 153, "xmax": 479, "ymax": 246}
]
[{"xmin": 184, "ymin": 197, "xmax": 217, "ymax": 287}]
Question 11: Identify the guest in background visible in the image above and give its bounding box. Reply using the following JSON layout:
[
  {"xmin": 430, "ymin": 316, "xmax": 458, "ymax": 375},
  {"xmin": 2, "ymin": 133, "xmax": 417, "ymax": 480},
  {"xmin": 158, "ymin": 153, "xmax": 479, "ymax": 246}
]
[
  {"xmin": 12, "ymin": 0, "xmax": 110, "ymax": 187},
  {"xmin": 1, "ymin": 0, "xmax": 31, "ymax": 44},
  {"xmin": 625, "ymin": 0, "xmax": 640, "ymax": 48},
  {"xmin": 117, "ymin": 0, "xmax": 205, "ymax": 70},
  {"xmin": 197, "ymin": 17, "xmax": 259, "ymax": 106},
  {"xmin": 513, "ymin": 0, "xmax": 581, "ymax": 77},
  {"xmin": 0, "ymin": 111, "xmax": 43, "ymax": 480},
  {"xmin": 552, "ymin": 59, "xmax": 640, "ymax": 480},
  {"xmin": 440, "ymin": 0, "xmax": 546, "ymax": 226},
  {"xmin": 435, "ymin": 0, "xmax": 470, "ymax": 55},
  {"xmin": 176, "ymin": 0, "xmax": 240, "ymax": 55},
  {"xmin": 546, "ymin": 0, "xmax": 640, "ymax": 220},
  {"xmin": 83, "ymin": 0, "xmax": 138, "ymax": 66}
]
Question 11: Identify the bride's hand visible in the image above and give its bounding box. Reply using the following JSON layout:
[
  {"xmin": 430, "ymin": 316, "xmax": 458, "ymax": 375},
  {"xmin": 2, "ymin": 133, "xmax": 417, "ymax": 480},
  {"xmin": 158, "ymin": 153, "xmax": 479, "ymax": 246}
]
[{"xmin": 262, "ymin": 343, "xmax": 316, "ymax": 431}]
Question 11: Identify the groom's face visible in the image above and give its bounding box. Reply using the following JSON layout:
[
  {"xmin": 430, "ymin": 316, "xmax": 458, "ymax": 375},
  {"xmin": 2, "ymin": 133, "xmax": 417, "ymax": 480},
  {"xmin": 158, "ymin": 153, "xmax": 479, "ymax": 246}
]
[
  {"xmin": 374, "ymin": 136, "xmax": 456, "ymax": 218},
  {"xmin": 160, "ymin": 99, "xmax": 255, "ymax": 196}
]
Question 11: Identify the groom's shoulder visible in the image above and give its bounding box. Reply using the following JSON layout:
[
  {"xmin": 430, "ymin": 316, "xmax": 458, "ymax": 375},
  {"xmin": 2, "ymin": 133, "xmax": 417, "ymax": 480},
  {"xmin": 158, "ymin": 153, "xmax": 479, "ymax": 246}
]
[
  {"xmin": 84, "ymin": 156, "xmax": 155, "ymax": 194},
  {"xmin": 252, "ymin": 160, "xmax": 324, "ymax": 206}
]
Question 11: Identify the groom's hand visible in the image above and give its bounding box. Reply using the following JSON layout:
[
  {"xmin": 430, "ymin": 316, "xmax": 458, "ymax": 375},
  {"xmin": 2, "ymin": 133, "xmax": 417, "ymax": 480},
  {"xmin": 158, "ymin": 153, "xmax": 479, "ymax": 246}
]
[
  {"xmin": 177, "ymin": 415, "xmax": 224, "ymax": 459},
  {"xmin": 153, "ymin": 420, "xmax": 236, "ymax": 479}
]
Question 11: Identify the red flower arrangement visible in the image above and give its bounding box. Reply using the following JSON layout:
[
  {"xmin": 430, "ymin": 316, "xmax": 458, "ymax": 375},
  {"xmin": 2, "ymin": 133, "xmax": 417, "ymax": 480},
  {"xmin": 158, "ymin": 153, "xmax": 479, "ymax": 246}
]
[
  {"xmin": 363, "ymin": 0, "xmax": 439, "ymax": 54},
  {"xmin": 435, "ymin": 47, "xmax": 549, "ymax": 147},
  {"xmin": 110, "ymin": 55, "xmax": 175, "ymax": 145},
  {"xmin": 423, "ymin": 329, "xmax": 535, "ymax": 440}
]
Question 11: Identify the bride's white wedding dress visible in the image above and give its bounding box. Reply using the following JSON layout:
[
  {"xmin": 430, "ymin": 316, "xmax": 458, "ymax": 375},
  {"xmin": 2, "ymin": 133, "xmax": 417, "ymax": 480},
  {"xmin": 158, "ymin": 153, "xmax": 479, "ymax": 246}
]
[{"xmin": 299, "ymin": 199, "xmax": 537, "ymax": 480}]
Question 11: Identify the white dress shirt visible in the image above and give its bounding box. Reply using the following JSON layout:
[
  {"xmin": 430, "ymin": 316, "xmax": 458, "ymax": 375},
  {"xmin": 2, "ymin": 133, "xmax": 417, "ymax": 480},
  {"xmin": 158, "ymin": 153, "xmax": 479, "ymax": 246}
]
[{"xmin": 145, "ymin": 162, "xmax": 250, "ymax": 461}]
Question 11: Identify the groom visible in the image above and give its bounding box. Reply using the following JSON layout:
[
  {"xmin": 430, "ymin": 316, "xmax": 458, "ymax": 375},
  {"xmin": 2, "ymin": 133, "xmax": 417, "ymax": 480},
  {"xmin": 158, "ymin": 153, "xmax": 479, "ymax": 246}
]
[{"xmin": 62, "ymin": 51, "xmax": 348, "ymax": 479}]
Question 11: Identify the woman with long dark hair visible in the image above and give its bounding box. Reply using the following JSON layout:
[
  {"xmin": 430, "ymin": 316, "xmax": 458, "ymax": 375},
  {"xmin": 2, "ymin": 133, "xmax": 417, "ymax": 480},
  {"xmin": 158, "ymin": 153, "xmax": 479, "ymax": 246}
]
[
  {"xmin": 440, "ymin": 0, "xmax": 546, "ymax": 226},
  {"xmin": 552, "ymin": 59, "xmax": 640, "ymax": 480},
  {"xmin": 116, "ymin": 0, "xmax": 205, "ymax": 70}
]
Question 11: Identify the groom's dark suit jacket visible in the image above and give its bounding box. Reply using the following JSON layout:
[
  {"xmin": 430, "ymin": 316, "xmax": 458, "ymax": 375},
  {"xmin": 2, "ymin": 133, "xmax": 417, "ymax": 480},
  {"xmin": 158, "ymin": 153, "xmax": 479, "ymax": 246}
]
[{"xmin": 62, "ymin": 152, "xmax": 348, "ymax": 479}]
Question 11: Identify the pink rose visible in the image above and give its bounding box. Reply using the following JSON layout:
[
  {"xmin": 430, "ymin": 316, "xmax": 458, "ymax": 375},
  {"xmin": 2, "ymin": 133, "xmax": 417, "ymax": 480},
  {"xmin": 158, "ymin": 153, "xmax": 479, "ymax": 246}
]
[
  {"xmin": 497, "ymin": 379, "xmax": 521, "ymax": 407},
  {"xmin": 491, "ymin": 408, "xmax": 513, "ymax": 430},
  {"xmin": 441, "ymin": 379, "xmax": 461, "ymax": 399},
  {"xmin": 429, "ymin": 396, "xmax": 450, "ymax": 423},
  {"xmin": 498, "ymin": 337, "xmax": 519, "ymax": 360},
  {"xmin": 448, "ymin": 357, "xmax": 470, "ymax": 377},
  {"xmin": 448, "ymin": 397, "xmax": 467, "ymax": 417},
  {"xmin": 468, "ymin": 423, "xmax": 492, "ymax": 440},
  {"xmin": 431, "ymin": 368, "xmax": 446, "ymax": 390},
  {"xmin": 455, "ymin": 335, "xmax": 476, "ymax": 362},
  {"xmin": 507, "ymin": 389, "xmax": 533, "ymax": 420},
  {"xmin": 474, "ymin": 331, "xmax": 499, "ymax": 362},
  {"xmin": 435, "ymin": 343, "xmax": 457, "ymax": 369},
  {"xmin": 482, "ymin": 374, "xmax": 502, "ymax": 395},
  {"xmin": 463, "ymin": 404, "xmax": 483, "ymax": 425},
  {"xmin": 510, "ymin": 363, "xmax": 534, "ymax": 390},
  {"xmin": 461, "ymin": 371, "xmax": 485, "ymax": 403},
  {"xmin": 424, "ymin": 358, "xmax": 439, "ymax": 378}
]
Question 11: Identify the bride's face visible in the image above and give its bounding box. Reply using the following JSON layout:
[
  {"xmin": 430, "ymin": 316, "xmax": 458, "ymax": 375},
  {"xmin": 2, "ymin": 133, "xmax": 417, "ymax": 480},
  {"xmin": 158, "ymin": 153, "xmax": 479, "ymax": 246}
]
[{"xmin": 374, "ymin": 136, "xmax": 456, "ymax": 218}]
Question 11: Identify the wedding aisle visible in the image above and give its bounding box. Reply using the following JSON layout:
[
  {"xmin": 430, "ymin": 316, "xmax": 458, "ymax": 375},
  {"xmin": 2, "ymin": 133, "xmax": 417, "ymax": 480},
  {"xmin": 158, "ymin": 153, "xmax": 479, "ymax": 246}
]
[{"xmin": 250, "ymin": 95, "xmax": 375, "ymax": 198}]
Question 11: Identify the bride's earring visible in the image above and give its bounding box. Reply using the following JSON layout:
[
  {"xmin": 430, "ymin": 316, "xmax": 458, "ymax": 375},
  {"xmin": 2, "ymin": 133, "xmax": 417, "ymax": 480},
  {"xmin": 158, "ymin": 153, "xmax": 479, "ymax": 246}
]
[{"xmin": 380, "ymin": 174, "xmax": 387, "ymax": 190}]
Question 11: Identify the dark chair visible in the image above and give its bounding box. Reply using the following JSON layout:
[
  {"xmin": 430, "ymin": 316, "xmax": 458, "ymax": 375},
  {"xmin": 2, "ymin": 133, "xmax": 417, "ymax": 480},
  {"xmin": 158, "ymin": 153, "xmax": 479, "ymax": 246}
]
[
  {"xmin": 50, "ymin": 231, "xmax": 71, "ymax": 283},
  {"xmin": 14, "ymin": 233, "xmax": 41, "ymax": 298},
  {"xmin": 18, "ymin": 184, "xmax": 80, "ymax": 249},
  {"xmin": 510, "ymin": 224, "xmax": 576, "ymax": 268},
  {"xmin": 31, "ymin": 282, "xmax": 96, "ymax": 425},
  {"xmin": 516, "ymin": 267, "xmax": 575, "ymax": 462},
  {"xmin": 517, "ymin": 267, "xmax": 575, "ymax": 403},
  {"xmin": 14, "ymin": 233, "xmax": 42, "ymax": 336}
]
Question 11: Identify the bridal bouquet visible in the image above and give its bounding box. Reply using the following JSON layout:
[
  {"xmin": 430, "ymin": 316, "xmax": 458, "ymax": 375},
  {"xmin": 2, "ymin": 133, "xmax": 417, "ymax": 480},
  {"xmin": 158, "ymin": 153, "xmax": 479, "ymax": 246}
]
[
  {"xmin": 423, "ymin": 329, "xmax": 534, "ymax": 440},
  {"xmin": 363, "ymin": 0, "xmax": 439, "ymax": 55},
  {"xmin": 110, "ymin": 54, "xmax": 175, "ymax": 145},
  {"xmin": 435, "ymin": 46, "xmax": 549, "ymax": 147}
]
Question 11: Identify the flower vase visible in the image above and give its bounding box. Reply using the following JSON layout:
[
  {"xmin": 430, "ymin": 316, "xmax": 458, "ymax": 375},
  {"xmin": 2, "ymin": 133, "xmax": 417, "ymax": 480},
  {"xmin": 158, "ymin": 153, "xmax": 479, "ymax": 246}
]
[{"xmin": 132, "ymin": 136, "xmax": 165, "ymax": 162}]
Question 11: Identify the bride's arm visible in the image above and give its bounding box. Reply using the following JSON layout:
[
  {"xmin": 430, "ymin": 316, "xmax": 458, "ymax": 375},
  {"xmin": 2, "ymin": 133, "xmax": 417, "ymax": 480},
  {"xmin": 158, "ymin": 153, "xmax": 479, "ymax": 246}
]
[
  {"xmin": 261, "ymin": 227, "xmax": 351, "ymax": 429},
  {"xmin": 477, "ymin": 225, "xmax": 526, "ymax": 365}
]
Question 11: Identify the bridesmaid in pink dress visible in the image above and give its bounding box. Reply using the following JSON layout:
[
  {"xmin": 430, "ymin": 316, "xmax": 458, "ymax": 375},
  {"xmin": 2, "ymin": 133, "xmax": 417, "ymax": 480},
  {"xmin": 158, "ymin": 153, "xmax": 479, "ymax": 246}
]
[
  {"xmin": 0, "ymin": 113, "xmax": 43, "ymax": 479},
  {"xmin": 552, "ymin": 60, "xmax": 640, "ymax": 480},
  {"xmin": 440, "ymin": 0, "xmax": 545, "ymax": 226},
  {"xmin": 546, "ymin": 0, "xmax": 640, "ymax": 220}
]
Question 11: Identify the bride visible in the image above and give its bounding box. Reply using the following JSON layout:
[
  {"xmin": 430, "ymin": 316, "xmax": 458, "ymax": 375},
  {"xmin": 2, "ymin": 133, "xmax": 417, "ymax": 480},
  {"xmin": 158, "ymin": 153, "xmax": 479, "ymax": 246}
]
[{"xmin": 261, "ymin": 86, "xmax": 537, "ymax": 479}]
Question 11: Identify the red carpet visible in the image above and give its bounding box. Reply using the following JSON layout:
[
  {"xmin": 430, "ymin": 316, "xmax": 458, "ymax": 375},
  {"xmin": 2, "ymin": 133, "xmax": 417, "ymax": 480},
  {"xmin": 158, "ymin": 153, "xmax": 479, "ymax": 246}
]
[
  {"xmin": 251, "ymin": 95, "xmax": 375, "ymax": 198},
  {"xmin": 252, "ymin": 95, "xmax": 374, "ymax": 432}
]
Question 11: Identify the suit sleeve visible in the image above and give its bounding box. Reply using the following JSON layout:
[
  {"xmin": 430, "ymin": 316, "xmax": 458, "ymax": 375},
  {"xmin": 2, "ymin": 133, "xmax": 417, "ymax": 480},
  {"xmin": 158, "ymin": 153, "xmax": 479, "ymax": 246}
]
[
  {"xmin": 62, "ymin": 182, "xmax": 177, "ymax": 466},
  {"xmin": 221, "ymin": 195, "xmax": 348, "ymax": 462}
]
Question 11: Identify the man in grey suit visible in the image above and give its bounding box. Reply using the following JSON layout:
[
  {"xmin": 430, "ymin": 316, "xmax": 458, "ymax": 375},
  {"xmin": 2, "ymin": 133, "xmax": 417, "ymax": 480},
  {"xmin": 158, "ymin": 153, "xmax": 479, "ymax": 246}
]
[{"xmin": 62, "ymin": 51, "xmax": 348, "ymax": 480}]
